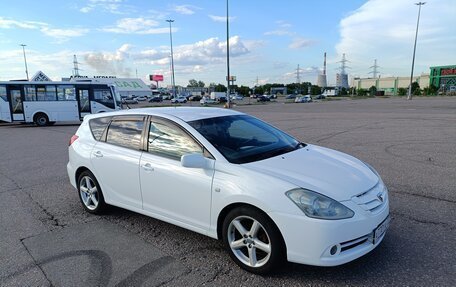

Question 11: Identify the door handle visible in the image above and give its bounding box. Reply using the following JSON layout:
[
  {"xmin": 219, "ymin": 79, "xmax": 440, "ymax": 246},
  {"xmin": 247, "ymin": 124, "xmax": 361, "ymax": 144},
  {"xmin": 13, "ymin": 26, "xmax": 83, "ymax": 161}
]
[
  {"xmin": 93, "ymin": 151, "xmax": 103, "ymax": 158},
  {"xmin": 142, "ymin": 163, "xmax": 154, "ymax": 172}
]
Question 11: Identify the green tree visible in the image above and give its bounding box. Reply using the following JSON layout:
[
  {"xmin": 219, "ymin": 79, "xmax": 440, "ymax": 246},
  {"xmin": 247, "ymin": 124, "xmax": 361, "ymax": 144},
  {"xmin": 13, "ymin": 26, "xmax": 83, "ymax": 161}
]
[
  {"xmin": 237, "ymin": 86, "xmax": 250, "ymax": 96},
  {"xmin": 423, "ymin": 84, "xmax": 438, "ymax": 96},
  {"xmin": 188, "ymin": 79, "xmax": 205, "ymax": 87},
  {"xmin": 253, "ymin": 86, "xmax": 264, "ymax": 95},
  {"xmin": 187, "ymin": 79, "xmax": 198, "ymax": 87},
  {"xmin": 214, "ymin": 84, "xmax": 227, "ymax": 92},
  {"xmin": 339, "ymin": 87, "xmax": 348, "ymax": 96},
  {"xmin": 357, "ymin": 88, "xmax": 368, "ymax": 96},
  {"xmin": 398, "ymin": 88, "xmax": 407, "ymax": 96},
  {"xmin": 369, "ymin": 85, "xmax": 377, "ymax": 96},
  {"xmin": 310, "ymin": 85, "xmax": 321, "ymax": 95},
  {"xmin": 411, "ymin": 82, "xmax": 420, "ymax": 95}
]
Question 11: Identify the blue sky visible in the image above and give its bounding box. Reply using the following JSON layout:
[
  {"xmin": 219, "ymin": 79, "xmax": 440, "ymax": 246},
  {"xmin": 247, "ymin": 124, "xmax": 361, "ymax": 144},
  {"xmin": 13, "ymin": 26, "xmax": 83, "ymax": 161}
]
[{"xmin": 0, "ymin": 0, "xmax": 455, "ymax": 87}]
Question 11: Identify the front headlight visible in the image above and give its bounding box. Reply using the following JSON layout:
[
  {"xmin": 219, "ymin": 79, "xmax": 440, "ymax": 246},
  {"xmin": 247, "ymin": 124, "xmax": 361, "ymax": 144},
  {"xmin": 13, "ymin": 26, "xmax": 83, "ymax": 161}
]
[{"xmin": 286, "ymin": 188, "xmax": 354, "ymax": 220}]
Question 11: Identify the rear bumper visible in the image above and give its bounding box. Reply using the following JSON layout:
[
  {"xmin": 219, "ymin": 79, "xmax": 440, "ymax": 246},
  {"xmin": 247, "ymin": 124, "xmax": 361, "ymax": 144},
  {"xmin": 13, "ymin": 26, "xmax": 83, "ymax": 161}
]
[
  {"xmin": 269, "ymin": 199, "xmax": 389, "ymax": 266},
  {"xmin": 67, "ymin": 161, "xmax": 77, "ymax": 189}
]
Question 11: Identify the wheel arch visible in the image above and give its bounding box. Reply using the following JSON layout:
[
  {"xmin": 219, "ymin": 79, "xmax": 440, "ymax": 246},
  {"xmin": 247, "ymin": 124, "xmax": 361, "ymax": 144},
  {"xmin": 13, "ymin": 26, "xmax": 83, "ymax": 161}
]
[
  {"xmin": 216, "ymin": 202, "xmax": 287, "ymax": 252},
  {"xmin": 33, "ymin": 111, "xmax": 50, "ymax": 122},
  {"xmin": 75, "ymin": 166, "xmax": 91, "ymax": 185}
]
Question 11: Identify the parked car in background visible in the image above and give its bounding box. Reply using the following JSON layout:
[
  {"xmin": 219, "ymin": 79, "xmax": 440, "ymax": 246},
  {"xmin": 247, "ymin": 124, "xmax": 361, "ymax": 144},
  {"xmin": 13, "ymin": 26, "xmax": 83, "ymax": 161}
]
[
  {"xmin": 189, "ymin": 95, "xmax": 202, "ymax": 101},
  {"xmin": 230, "ymin": 95, "xmax": 244, "ymax": 100},
  {"xmin": 257, "ymin": 95, "xmax": 270, "ymax": 102},
  {"xmin": 136, "ymin": 96, "xmax": 147, "ymax": 101},
  {"xmin": 162, "ymin": 94, "xmax": 172, "ymax": 100},
  {"xmin": 200, "ymin": 97, "xmax": 219, "ymax": 105},
  {"xmin": 148, "ymin": 96, "xmax": 162, "ymax": 103},
  {"xmin": 295, "ymin": 95, "xmax": 313, "ymax": 103},
  {"xmin": 122, "ymin": 98, "xmax": 139, "ymax": 104},
  {"xmin": 315, "ymin": 94, "xmax": 326, "ymax": 100},
  {"xmin": 67, "ymin": 107, "xmax": 390, "ymax": 274},
  {"xmin": 171, "ymin": 96, "xmax": 187, "ymax": 103},
  {"xmin": 286, "ymin": 94, "xmax": 297, "ymax": 99}
]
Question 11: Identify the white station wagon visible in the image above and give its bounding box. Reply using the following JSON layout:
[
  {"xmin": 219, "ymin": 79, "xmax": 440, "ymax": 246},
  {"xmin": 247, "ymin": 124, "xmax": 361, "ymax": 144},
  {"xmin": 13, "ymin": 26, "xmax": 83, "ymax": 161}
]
[{"xmin": 67, "ymin": 107, "xmax": 390, "ymax": 274}]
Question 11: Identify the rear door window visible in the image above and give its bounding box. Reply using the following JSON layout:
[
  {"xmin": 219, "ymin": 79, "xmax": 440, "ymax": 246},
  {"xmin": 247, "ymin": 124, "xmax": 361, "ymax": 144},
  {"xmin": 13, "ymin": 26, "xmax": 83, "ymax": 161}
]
[{"xmin": 106, "ymin": 117, "xmax": 145, "ymax": 150}]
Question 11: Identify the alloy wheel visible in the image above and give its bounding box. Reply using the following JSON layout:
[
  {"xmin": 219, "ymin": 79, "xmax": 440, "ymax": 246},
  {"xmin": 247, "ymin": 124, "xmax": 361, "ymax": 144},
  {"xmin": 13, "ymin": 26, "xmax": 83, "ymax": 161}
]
[
  {"xmin": 227, "ymin": 216, "xmax": 272, "ymax": 268},
  {"xmin": 79, "ymin": 175, "xmax": 99, "ymax": 210}
]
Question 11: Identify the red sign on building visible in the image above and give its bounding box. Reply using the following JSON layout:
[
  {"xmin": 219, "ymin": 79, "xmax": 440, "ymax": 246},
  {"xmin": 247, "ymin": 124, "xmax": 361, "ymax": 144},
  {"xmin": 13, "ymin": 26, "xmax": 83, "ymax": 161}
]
[
  {"xmin": 441, "ymin": 68, "xmax": 456, "ymax": 76},
  {"xmin": 150, "ymin": 75, "xmax": 164, "ymax": 81}
]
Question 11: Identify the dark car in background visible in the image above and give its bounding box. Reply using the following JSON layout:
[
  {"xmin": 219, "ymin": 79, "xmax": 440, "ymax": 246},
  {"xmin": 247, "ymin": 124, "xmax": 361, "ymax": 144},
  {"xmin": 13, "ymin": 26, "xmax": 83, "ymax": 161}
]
[
  {"xmin": 149, "ymin": 96, "xmax": 163, "ymax": 102},
  {"xmin": 257, "ymin": 95, "xmax": 270, "ymax": 102}
]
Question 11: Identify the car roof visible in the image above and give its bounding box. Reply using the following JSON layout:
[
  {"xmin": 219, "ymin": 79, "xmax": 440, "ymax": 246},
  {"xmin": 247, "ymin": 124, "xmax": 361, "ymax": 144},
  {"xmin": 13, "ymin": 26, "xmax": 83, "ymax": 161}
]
[{"xmin": 85, "ymin": 107, "xmax": 244, "ymax": 122}]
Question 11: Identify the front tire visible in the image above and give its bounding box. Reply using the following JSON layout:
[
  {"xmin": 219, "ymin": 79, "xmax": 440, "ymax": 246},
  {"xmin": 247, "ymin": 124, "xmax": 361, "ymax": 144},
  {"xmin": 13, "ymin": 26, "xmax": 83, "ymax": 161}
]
[
  {"xmin": 222, "ymin": 206, "xmax": 285, "ymax": 274},
  {"xmin": 77, "ymin": 171, "xmax": 107, "ymax": 214}
]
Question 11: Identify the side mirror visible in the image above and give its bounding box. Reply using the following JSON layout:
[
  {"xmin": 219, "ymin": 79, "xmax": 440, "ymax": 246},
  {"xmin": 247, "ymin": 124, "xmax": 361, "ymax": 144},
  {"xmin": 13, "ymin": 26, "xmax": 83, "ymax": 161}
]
[{"xmin": 181, "ymin": 153, "xmax": 207, "ymax": 169}]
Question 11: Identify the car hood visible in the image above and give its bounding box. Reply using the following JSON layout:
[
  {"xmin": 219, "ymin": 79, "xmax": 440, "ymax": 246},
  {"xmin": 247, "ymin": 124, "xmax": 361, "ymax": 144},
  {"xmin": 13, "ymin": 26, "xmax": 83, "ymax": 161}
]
[{"xmin": 243, "ymin": 145, "xmax": 378, "ymax": 201}]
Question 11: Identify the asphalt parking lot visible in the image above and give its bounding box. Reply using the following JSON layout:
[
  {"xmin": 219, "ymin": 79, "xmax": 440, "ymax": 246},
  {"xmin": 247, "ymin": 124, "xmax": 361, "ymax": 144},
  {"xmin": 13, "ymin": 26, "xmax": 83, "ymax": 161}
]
[{"xmin": 1, "ymin": 97, "xmax": 455, "ymax": 286}]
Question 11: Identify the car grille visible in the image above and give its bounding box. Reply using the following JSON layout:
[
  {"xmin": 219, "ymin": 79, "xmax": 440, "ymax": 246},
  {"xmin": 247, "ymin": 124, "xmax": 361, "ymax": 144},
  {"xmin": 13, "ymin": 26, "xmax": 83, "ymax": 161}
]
[{"xmin": 352, "ymin": 183, "xmax": 387, "ymax": 213}]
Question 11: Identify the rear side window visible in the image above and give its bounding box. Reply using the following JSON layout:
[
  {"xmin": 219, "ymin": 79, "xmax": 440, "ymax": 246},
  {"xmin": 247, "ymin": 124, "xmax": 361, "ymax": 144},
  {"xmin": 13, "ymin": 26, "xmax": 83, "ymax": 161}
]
[
  {"xmin": 89, "ymin": 117, "xmax": 112, "ymax": 141},
  {"xmin": 106, "ymin": 117, "xmax": 145, "ymax": 150}
]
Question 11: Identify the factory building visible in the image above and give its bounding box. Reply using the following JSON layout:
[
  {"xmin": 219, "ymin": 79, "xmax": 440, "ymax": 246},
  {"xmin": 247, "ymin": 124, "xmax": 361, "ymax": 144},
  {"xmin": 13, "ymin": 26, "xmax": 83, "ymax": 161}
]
[{"xmin": 429, "ymin": 65, "xmax": 456, "ymax": 93}]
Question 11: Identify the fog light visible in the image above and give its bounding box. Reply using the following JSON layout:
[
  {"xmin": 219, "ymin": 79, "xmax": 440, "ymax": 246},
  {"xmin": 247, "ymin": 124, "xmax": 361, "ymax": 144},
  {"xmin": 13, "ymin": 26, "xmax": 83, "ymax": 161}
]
[{"xmin": 330, "ymin": 245, "xmax": 338, "ymax": 255}]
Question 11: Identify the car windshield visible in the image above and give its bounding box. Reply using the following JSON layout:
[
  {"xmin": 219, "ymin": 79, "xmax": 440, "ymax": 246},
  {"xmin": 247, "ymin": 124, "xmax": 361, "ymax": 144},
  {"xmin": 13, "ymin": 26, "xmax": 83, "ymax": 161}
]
[{"xmin": 188, "ymin": 115, "xmax": 304, "ymax": 164}]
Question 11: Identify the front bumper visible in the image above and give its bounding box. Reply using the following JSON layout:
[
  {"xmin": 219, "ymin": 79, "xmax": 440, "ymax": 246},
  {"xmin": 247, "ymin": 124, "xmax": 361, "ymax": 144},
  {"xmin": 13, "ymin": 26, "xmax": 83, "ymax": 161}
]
[{"xmin": 269, "ymin": 198, "xmax": 389, "ymax": 266}]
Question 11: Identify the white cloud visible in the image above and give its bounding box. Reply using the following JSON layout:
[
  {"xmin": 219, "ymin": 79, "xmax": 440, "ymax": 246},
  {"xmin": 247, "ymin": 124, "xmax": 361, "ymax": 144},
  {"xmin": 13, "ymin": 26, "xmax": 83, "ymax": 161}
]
[
  {"xmin": 0, "ymin": 17, "xmax": 47, "ymax": 29},
  {"xmin": 101, "ymin": 17, "xmax": 170, "ymax": 34},
  {"xmin": 0, "ymin": 17, "xmax": 89, "ymax": 42},
  {"xmin": 289, "ymin": 37, "xmax": 315, "ymax": 49},
  {"xmin": 172, "ymin": 5, "xmax": 200, "ymax": 15},
  {"xmin": 264, "ymin": 30, "xmax": 294, "ymax": 36},
  {"xmin": 336, "ymin": 0, "xmax": 456, "ymax": 77},
  {"xmin": 40, "ymin": 27, "xmax": 89, "ymax": 42},
  {"xmin": 208, "ymin": 15, "xmax": 235, "ymax": 22},
  {"xmin": 264, "ymin": 20, "xmax": 294, "ymax": 36},
  {"xmin": 79, "ymin": 0, "xmax": 126, "ymax": 14},
  {"xmin": 276, "ymin": 20, "xmax": 292, "ymax": 28}
]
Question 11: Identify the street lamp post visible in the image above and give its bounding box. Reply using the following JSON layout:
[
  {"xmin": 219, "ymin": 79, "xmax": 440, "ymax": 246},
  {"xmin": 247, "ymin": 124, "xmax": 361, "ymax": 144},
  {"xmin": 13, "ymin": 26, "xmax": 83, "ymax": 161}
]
[
  {"xmin": 407, "ymin": 2, "xmax": 425, "ymax": 100},
  {"xmin": 166, "ymin": 19, "xmax": 176, "ymax": 99},
  {"xmin": 20, "ymin": 44, "xmax": 29, "ymax": 81},
  {"xmin": 226, "ymin": 0, "xmax": 231, "ymax": 108}
]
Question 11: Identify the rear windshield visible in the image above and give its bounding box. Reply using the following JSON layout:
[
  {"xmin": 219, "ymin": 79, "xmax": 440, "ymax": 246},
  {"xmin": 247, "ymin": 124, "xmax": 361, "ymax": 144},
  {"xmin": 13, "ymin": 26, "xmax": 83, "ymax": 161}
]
[{"xmin": 89, "ymin": 117, "xmax": 112, "ymax": 140}]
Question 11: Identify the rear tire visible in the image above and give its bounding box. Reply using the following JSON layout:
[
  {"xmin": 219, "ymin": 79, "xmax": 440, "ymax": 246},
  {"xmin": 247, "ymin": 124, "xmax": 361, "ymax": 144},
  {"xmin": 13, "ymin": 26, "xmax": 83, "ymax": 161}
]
[
  {"xmin": 77, "ymin": 170, "xmax": 107, "ymax": 214},
  {"xmin": 222, "ymin": 206, "xmax": 285, "ymax": 274},
  {"xmin": 34, "ymin": 113, "xmax": 49, "ymax": 126}
]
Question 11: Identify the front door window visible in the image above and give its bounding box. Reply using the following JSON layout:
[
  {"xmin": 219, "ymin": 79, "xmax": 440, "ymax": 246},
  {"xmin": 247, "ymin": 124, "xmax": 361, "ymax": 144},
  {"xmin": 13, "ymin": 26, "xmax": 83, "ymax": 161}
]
[{"xmin": 79, "ymin": 90, "xmax": 90, "ymax": 113}]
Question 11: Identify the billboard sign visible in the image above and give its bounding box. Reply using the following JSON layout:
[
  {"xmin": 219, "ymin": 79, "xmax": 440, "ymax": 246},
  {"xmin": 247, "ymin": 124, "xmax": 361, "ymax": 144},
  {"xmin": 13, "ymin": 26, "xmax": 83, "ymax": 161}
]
[{"xmin": 150, "ymin": 75, "xmax": 164, "ymax": 81}]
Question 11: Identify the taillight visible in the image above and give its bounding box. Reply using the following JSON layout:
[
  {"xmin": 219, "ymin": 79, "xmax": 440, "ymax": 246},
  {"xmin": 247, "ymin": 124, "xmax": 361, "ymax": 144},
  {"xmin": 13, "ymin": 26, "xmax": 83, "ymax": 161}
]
[{"xmin": 69, "ymin": 135, "xmax": 79, "ymax": 146}]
